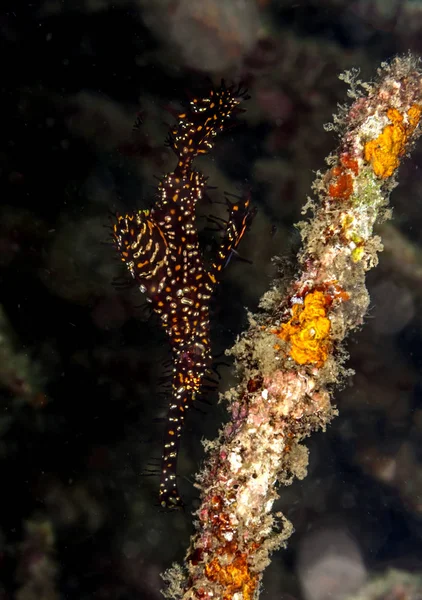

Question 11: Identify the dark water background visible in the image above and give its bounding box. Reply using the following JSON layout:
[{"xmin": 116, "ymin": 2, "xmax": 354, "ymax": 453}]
[{"xmin": 1, "ymin": 1, "xmax": 422, "ymax": 598}]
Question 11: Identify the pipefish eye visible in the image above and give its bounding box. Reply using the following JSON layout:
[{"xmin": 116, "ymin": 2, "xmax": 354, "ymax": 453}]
[{"xmin": 112, "ymin": 210, "xmax": 169, "ymax": 280}]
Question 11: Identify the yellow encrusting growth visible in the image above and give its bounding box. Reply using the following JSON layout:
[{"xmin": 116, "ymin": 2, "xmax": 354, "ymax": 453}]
[
  {"xmin": 204, "ymin": 552, "xmax": 259, "ymax": 600},
  {"xmin": 407, "ymin": 104, "xmax": 422, "ymax": 129},
  {"xmin": 364, "ymin": 105, "xmax": 422, "ymax": 178},
  {"xmin": 274, "ymin": 290, "xmax": 331, "ymax": 366}
]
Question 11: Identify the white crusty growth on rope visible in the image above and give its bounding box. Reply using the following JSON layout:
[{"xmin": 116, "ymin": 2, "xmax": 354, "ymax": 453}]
[{"xmin": 162, "ymin": 54, "xmax": 422, "ymax": 600}]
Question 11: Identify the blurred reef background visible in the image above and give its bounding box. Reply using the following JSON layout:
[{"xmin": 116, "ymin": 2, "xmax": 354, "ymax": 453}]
[{"xmin": 2, "ymin": 1, "xmax": 422, "ymax": 598}]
